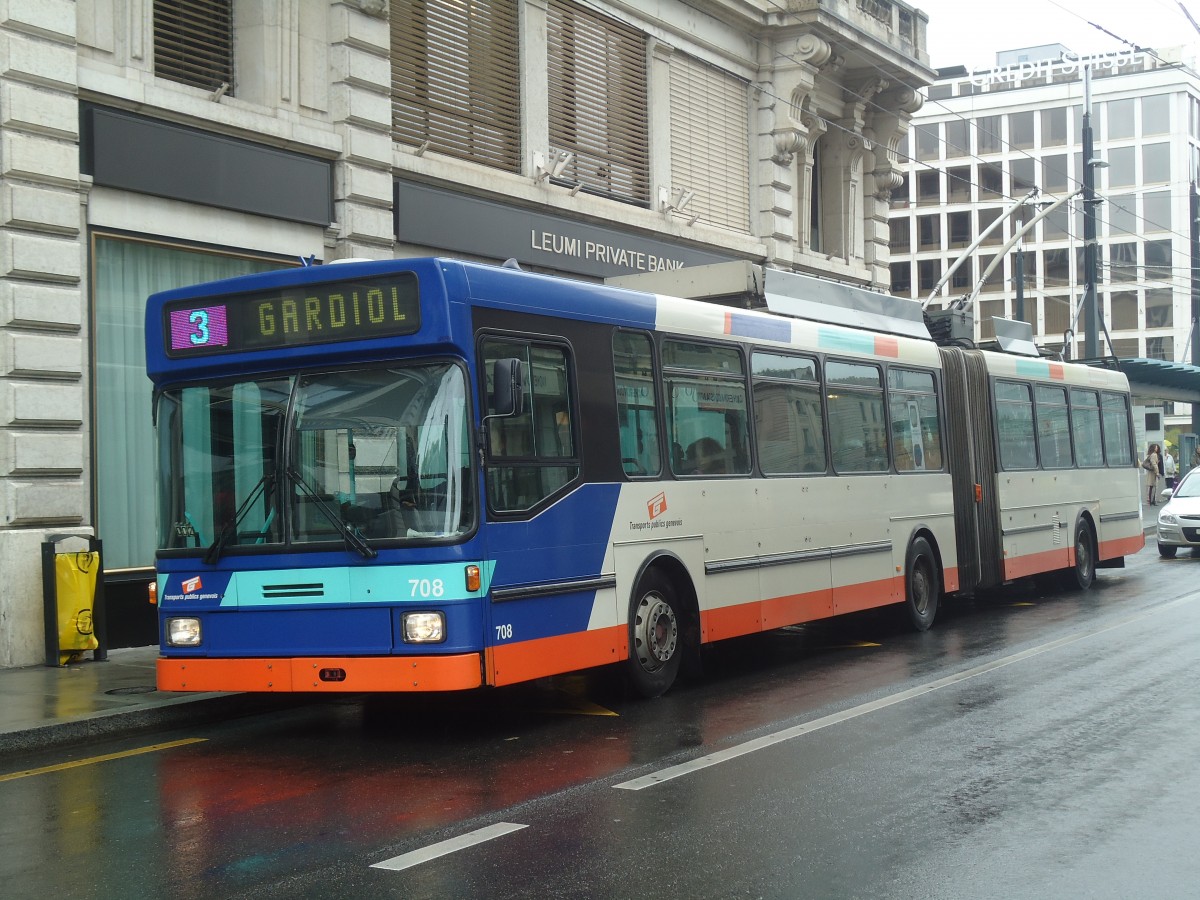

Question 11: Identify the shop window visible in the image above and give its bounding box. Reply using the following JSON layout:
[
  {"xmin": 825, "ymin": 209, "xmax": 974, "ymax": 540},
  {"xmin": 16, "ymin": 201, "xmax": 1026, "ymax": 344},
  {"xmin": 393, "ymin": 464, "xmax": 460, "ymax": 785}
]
[{"xmin": 95, "ymin": 236, "xmax": 281, "ymax": 568}]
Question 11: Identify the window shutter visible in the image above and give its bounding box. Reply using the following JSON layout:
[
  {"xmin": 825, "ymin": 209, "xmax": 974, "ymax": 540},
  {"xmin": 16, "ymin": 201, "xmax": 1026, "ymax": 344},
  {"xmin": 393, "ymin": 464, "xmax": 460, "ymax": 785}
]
[
  {"xmin": 391, "ymin": 0, "xmax": 522, "ymax": 173},
  {"xmin": 669, "ymin": 55, "xmax": 751, "ymax": 231},
  {"xmin": 153, "ymin": 0, "xmax": 234, "ymax": 94},
  {"xmin": 547, "ymin": 1, "xmax": 649, "ymax": 205}
]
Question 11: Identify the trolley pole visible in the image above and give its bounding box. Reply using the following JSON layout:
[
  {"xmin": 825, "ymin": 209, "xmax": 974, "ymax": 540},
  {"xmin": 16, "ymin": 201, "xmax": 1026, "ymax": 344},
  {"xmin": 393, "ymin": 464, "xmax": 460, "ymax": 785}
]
[{"xmin": 1081, "ymin": 66, "xmax": 1101, "ymax": 359}]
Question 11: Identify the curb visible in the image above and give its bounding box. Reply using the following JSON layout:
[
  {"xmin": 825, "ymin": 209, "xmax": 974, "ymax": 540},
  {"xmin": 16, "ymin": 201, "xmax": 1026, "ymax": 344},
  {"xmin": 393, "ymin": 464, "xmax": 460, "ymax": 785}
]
[{"xmin": 0, "ymin": 693, "xmax": 296, "ymax": 756}]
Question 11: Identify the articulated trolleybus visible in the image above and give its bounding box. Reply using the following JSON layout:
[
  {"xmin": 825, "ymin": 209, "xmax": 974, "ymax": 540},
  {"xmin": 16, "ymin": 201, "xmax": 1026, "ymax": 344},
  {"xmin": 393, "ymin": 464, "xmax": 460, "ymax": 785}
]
[{"xmin": 147, "ymin": 257, "xmax": 1143, "ymax": 697}]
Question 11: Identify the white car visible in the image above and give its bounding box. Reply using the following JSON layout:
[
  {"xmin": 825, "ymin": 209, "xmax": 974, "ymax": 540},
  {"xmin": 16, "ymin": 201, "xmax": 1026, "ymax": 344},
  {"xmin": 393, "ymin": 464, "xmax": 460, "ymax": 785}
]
[{"xmin": 1157, "ymin": 468, "xmax": 1200, "ymax": 558}]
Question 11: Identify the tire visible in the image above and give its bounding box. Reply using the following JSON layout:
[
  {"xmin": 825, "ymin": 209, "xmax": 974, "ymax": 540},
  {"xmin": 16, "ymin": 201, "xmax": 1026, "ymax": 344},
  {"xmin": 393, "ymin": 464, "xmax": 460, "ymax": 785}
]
[
  {"xmin": 903, "ymin": 537, "xmax": 939, "ymax": 632},
  {"xmin": 625, "ymin": 570, "xmax": 683, "ymax": 698},
  {"xmin": 1064, "ymin": 519, "xmax": 1096, "ymax": 590},
  {"xmin": 1158, "ymin": 543, "xmax": 1178, "ymax": 559}
]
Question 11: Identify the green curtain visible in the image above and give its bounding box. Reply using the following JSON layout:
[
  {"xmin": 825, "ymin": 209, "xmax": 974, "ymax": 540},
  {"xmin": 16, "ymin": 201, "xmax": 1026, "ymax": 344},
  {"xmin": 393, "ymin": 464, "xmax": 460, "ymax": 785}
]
[{"xmin": 93, "ymin": 236, "xmax": 280, "ymax": 568}]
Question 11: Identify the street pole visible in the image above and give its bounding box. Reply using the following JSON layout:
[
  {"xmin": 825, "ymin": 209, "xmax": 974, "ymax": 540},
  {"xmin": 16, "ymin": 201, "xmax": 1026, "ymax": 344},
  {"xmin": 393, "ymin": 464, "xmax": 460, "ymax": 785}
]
[
  {"xmin": 1192, "ymin": 182, "xmax": 1199, "ymax": 435},
  {"xmin": 1082, "ymin": 66, "xmax": 1101, "ymax": 359}
]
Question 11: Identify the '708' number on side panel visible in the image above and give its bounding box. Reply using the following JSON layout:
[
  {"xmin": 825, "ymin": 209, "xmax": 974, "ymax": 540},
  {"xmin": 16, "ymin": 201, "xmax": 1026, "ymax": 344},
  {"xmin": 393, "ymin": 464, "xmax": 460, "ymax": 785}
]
[{"xmin": 495, "ymin": 624, "xmax": 513, "ymax": 640}]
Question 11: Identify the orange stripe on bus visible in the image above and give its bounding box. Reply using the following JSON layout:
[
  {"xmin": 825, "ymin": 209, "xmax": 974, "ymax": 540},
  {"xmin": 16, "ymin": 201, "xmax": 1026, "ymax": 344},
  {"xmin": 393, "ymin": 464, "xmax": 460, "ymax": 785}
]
[
  {"xmin": 875, "ymin": 335, "xmax": 900, "ymax": 357},
  {"xmin": 1003, "ymin": 547, "xmax": 1069, "ymax": 581},
  {"xmin": 942, "ymin": 565, "xmax": 960, "ymax": 593},
  {"xmin": 1100, "ymin": 533, "xmax": 1145, "ymax": 559},
  {"xmin": 833, "ymin": 576, "xmax": 902, "ymax": 615},
  {"xmin": 487, "ymin": 626, "xmax": 625, "ymax": 687},
  {"xmin": 156, "ymin": 653, "xmax": 484, "ymax": 693},
  {"xmin": 1048, "ymin": 362, "xmax": 1065, "ymax": 380}
]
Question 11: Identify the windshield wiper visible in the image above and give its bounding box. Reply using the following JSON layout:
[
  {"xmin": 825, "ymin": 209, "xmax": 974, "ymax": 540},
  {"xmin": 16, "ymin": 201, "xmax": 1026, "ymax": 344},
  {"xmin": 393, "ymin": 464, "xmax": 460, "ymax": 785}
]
[
  {"xmin": 286, "ymin": 467, "xmax": 377, "ymax": 560},
  {"xmin": 204, "ymin": 473, "xmax": 275, "ymax": 565}
]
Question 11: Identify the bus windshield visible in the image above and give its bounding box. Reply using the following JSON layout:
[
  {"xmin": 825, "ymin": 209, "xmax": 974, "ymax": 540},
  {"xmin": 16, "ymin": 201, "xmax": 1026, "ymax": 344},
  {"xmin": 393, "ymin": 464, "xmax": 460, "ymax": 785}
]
[{"xmin": 156, "ymin": 363, "xmax": 471, "ymax": 554}]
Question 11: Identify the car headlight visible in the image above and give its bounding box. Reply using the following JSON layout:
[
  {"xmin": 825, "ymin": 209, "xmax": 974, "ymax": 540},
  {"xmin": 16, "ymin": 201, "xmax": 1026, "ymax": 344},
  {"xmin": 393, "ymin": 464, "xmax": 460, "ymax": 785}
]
[
  {"xmin": 165, "ymin": 617, "xmax": 202, "ymax": 647},
  {"xmin": 1158, "ymin": 512, "xmax": 1179, "ymax": 526},
  {"xmin": 402, "ymin": 612, "xmax": 445, "ymax": 643}
]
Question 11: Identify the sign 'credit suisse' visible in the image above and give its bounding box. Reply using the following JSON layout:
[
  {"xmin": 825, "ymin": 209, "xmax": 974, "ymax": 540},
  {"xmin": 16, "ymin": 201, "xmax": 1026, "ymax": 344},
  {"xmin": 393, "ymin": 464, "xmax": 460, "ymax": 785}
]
[{"xmin": 163, "ymin": 273, "xmax": 420, "ymax": 356}]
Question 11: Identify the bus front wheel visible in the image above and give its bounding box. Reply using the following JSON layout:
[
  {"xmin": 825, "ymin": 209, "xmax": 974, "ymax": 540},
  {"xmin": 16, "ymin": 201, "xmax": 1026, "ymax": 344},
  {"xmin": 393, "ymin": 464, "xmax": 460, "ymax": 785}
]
[
  {"xmin": 626, "ymin": 571, "xmax": 682, "ymax": 698},
  {"xmin": 903, "ymin": 537, "xmax": 939, "ymax": 632}
]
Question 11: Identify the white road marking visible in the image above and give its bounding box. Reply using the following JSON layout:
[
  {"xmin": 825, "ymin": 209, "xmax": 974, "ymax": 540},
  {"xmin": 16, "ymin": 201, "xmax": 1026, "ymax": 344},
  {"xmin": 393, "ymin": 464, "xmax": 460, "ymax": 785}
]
[
  {"xmin": 372, "ymin": 822, "xmax": 528, "ymax": 872},
  {"xmin": 615, "ymin": 591, "xmax": 1199, "ymax": 790}
]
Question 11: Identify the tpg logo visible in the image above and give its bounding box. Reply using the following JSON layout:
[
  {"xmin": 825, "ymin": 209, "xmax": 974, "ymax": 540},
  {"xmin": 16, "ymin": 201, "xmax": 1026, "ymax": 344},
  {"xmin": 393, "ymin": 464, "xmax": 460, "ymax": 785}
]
[{"xmin": 182, "ymin": 576, "xmax": 203, "ymax": 594}]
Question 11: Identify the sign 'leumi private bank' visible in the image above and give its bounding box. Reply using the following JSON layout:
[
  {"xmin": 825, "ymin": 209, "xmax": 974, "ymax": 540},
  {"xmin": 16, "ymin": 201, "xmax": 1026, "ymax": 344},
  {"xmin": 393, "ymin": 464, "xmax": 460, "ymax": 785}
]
[{"xmin": 394, "ymin": 180, "xmax": 736, "ymax": 279}]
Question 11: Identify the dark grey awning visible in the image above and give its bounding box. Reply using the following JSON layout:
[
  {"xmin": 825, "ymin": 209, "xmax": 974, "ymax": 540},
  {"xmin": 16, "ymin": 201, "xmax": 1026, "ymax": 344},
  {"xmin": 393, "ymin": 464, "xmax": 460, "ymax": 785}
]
[{"xmin": 1096, "ymin": 357, "xmax": 1200, "ymax": 403}]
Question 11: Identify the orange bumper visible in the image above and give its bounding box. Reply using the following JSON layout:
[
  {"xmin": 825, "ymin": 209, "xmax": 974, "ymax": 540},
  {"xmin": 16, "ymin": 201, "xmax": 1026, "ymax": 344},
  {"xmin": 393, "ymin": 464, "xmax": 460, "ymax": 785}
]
[{"xmin": 156, "ymin": 653, "xmax": 484, "ymax": 693}]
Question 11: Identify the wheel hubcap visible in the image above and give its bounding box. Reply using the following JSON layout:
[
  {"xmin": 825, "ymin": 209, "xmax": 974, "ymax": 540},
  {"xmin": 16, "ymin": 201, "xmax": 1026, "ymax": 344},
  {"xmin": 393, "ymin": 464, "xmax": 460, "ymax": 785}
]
[
  {"xmin": 911, "ymin": 564, "xmax": 930, "ymax": 615},
  {"xmin": 634, "ymin": 593, "xmax": 677, "ymax": 672}
]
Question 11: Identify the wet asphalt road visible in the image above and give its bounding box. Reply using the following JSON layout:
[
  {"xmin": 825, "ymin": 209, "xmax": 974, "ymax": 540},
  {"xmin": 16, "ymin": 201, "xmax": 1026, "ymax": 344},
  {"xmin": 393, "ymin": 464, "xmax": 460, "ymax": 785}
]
[{"xmin": 3, "ymin": 545, "xmax": 1199, "ymax": 899}]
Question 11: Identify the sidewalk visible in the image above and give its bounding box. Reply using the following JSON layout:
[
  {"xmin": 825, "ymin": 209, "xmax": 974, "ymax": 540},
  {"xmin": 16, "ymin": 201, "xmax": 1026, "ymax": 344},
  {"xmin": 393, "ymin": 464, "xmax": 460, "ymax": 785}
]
[
  {"xmin": 0, "ymin": 510, "xmax": 1163, "ymax": 758},
  {"xmin": 0, "ymin": 645, "xmax": 262, "ymax": 756}
]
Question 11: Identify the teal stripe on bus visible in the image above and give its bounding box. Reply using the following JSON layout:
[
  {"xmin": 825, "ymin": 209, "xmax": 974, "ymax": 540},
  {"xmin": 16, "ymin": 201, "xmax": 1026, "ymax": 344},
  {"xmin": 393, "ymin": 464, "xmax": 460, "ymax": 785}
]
[{"xmin": 818, "ymin": 327, "xmax": 874, "ymax": 355}]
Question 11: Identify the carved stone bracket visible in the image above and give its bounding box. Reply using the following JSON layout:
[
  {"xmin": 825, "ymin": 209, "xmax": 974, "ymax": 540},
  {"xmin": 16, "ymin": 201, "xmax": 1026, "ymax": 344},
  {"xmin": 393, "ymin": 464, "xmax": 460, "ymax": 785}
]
[{"xmin": 771, "ymin": 128, "xmax": 808, "ymax": 166}]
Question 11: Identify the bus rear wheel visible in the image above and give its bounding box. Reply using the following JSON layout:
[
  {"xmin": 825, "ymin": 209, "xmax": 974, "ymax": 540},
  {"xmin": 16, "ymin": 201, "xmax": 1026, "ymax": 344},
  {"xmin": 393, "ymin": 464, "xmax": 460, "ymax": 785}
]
[
  {"xmin": 625, "ymin": 571, "xmax": 682, "ymax": 698},
  {"xmin": 903, "ymin": 537, "xmax": 939, "ymax": 632},
  {"xmin": 1064, "ymin": 520, "xmax": 1096, "ymax": 590}
]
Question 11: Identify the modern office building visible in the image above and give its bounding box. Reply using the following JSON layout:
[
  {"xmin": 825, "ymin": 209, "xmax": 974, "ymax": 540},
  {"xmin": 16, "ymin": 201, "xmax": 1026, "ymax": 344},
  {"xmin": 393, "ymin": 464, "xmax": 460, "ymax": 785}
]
[
  {"xmin": 0, "ymin": 0, "xmax": 933, "ymax": 667},
  {"xmin": 888, "ymin": 43, "xmax": 1200, "ymax": 424}
]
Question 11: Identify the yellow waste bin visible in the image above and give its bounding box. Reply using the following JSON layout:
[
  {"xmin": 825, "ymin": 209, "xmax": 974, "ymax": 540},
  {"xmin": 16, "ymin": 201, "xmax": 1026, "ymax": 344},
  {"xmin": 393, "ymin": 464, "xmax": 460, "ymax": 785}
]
[{"xmin": 42, "ymin": 535, "xmax": 107, "ymax": 667}]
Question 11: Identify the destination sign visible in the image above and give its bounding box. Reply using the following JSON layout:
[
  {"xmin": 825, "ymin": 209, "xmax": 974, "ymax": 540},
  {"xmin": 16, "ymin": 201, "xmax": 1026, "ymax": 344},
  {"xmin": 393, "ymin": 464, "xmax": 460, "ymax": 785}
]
[{"xmin": 164, "ymin": 273, "xmax": 420, "ymax": 356}]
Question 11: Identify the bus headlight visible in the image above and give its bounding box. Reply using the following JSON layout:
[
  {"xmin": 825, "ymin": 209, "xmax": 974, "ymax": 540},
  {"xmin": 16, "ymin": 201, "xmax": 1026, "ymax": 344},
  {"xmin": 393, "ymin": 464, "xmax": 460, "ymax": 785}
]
[
  {"xmin": 402, "ymin": 612, "xmax": 445, "ymax": 643},
  {"xmin": 166, "ymin": 617, "xmax": 202, "ymax": 647}
]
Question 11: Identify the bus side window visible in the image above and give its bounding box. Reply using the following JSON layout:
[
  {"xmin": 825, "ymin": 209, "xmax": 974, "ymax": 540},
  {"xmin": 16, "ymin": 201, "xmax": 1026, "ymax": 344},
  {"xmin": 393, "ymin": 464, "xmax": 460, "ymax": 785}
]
[
  {"xmin": 662, "ymin": 339, "xmax": 751, "ymax": 477},
  {"xmin": 888, "ymin": 367, "xmax": 942, "ymax": 472},
  {"xmin": 613, "ymin": 331, "xmax": 662, "ymax": 477}
]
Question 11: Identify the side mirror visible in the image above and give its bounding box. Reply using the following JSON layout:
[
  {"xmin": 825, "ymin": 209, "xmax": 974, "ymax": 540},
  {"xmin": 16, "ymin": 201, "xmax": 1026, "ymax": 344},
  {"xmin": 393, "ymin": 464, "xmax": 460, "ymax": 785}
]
[
  {"xmin": 1161, "ymin": 489, "xmax": 1174, "ymax": 501},
  {"xmin": 491, "ymin": 358, "xmax": 526, "ymax": 417}
]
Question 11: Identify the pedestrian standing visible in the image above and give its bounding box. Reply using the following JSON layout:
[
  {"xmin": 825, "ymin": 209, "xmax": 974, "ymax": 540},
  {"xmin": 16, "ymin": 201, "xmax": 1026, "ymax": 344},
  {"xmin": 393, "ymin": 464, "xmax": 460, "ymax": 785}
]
[
  {"xmin": 1144, "ymin": 443, "xmax": 1162, "ymax": 506},
  {"xmin": 1163, "ymin": 447, "xmax": 1176, "ymax": 489}
]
